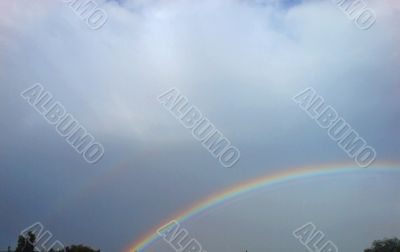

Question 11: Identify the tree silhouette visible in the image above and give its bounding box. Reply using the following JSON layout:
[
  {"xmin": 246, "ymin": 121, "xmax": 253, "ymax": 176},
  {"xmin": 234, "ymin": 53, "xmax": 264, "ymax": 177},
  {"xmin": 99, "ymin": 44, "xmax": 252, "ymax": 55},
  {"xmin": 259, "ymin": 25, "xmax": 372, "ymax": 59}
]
[
  {"xmin": 65, "ymin": 245, "xmax": 100, "ymax": 252},
  {"xmin": 11, "ymin": 232, "xmax": 100, "ymax": 252},
  {"xmin": 15, "ymin": 231, "xmax": 35, "ymax": 252},
  {"xmin": 364, "ymin": 237, "xmax": 400, "ymax": 252}
]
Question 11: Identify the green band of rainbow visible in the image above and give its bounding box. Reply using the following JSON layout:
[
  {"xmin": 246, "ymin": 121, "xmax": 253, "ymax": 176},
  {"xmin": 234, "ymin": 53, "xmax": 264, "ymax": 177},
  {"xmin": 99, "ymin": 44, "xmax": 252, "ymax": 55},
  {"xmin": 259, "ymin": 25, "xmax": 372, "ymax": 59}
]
[{"xmin": 126, "ymin": 161, "xmax": 400, "ymax": 252}]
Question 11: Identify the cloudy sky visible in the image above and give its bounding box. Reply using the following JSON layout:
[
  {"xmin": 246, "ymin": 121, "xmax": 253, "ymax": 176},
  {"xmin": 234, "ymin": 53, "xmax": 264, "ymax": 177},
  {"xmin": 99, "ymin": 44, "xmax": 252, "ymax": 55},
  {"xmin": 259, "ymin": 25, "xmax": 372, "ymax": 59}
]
[{"xmin": 1, "ymin": 0, "xmax": 400, "ymax": 251}]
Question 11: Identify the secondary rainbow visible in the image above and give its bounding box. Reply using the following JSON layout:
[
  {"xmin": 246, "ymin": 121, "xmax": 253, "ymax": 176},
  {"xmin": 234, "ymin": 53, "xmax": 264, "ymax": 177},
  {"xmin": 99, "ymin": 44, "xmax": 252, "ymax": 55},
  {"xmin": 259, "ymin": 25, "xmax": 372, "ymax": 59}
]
[{"xmin": 126, "ymin": 161, "xmax": 400, "ymax": 252}]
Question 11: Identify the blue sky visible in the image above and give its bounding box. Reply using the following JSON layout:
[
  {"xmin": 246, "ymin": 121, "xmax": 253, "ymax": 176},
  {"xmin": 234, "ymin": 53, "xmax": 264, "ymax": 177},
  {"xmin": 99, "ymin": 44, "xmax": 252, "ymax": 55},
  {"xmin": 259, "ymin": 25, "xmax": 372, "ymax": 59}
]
[{"xmin": 0, "ymin": 0, "xmax": 399, "ymax": 251}]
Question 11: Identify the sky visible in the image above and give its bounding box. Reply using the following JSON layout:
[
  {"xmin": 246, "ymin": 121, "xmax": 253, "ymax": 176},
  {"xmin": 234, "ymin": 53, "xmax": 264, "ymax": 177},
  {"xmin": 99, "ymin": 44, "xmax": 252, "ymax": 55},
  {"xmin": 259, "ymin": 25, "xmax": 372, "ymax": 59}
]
[{"xmin": 0, "ymin": 0, "xmax": 400, "ymax": 251}]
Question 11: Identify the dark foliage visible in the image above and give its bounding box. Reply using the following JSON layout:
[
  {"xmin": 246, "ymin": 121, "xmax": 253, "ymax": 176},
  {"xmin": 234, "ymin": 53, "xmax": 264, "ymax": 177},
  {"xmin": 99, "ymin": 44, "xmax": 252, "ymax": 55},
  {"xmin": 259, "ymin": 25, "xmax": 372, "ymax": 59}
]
[{"xmin": 365, "ymin": 238, "xmax": 400, "ymax": 252}]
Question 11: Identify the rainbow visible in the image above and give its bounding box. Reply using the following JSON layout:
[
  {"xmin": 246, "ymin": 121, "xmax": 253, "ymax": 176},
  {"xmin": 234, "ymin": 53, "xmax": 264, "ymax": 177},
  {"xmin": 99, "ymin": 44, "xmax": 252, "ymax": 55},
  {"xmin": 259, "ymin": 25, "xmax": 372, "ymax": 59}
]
[{"xmin": 125, "ymin": 161, "xmax": 400, "ymax": 252}]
